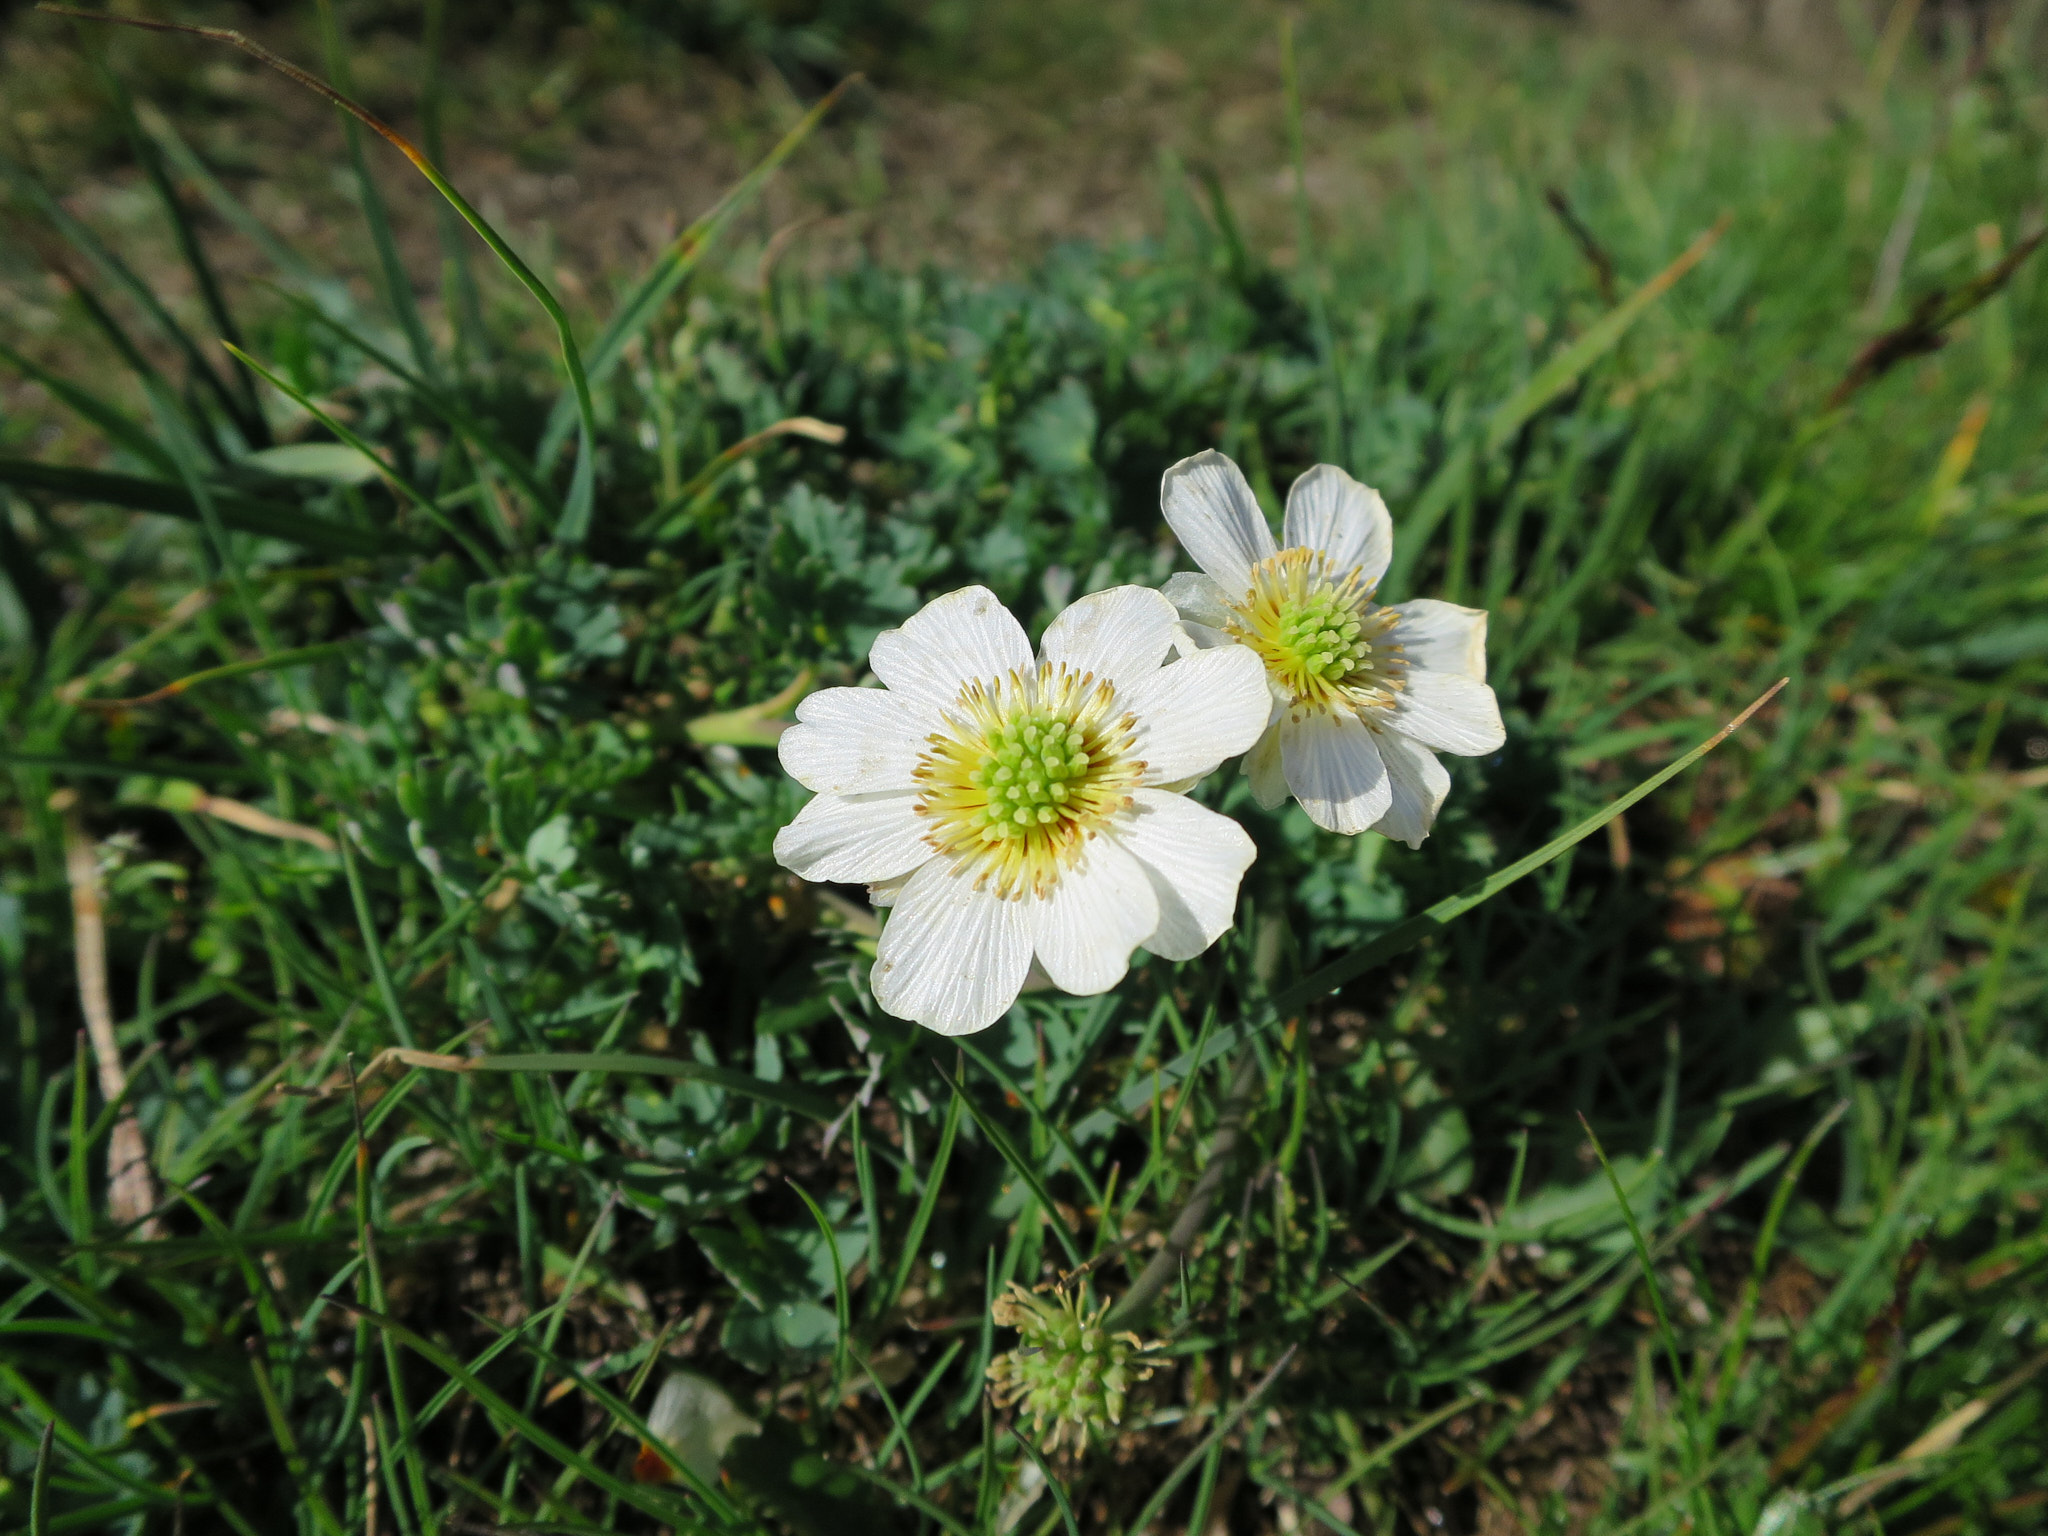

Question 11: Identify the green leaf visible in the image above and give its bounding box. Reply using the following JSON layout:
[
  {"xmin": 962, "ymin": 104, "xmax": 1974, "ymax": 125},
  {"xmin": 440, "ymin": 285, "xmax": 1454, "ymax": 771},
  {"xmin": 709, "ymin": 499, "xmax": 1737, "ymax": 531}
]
[
  {"xmin": 244, "ymin": 442, "xmax": 385, "ymax": 485},
  {"xmin": 723, "ymin": 1420, "xmax": 899, "ymax": 1536},
  {"xmin": 450, "ymin": 1052, "xmax": 837, "ymax": 1120},
  {"xmin": 0, "ymin": 457, "xmax": 396, "ymax": 556},
  {"xmin": 30, "ymin": 1419, "xmax": 54, "ymax": 1536}
]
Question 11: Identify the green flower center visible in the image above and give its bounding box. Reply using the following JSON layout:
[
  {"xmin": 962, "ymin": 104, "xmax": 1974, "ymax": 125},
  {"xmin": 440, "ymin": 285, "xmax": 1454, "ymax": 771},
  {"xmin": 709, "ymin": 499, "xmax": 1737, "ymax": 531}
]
[
  {"xmin": 1271, "ymin": 584, "xmax": 1374, "ymax": 682},
  {"xmin": 915, "ymin": 665, "xmax": 1144, "ymax": 898},
  {"xmin": 1230, "ymin": 547, "xmax": 1405, "ymax": 714},
  {"xmin": 969, "ymin": 711, "xmax": 1093, "ymax": 836}
]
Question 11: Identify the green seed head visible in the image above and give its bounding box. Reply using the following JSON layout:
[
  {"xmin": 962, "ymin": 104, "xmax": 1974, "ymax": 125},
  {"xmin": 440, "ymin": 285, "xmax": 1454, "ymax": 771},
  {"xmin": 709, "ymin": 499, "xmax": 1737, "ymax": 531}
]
[
  {"xmin": 977, "ymin": 704, "xmax": 1098, "ymax": 845},
  {"xmin": 985, "ymin": 1282, "xmax": 1158, "ymax": 1453}
]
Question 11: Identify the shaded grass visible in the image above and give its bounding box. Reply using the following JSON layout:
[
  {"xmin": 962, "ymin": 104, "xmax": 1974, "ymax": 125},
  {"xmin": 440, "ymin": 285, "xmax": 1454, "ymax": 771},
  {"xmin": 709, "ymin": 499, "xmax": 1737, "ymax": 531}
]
[{"xmin": 2, "ymin": 3, "xmax": 2048, "ymax": 1533}]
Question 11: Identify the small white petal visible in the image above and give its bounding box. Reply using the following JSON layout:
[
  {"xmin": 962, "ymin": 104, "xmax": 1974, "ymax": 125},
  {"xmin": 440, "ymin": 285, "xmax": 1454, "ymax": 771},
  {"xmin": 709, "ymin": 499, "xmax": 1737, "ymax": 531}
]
[
  {"xmin": 778, "ymin": 687, "xmax": 931, "ymax": 795},
  {"xmin": 1160, "ymin": 450, "xmax": 1277, "ymax": 595},
  {"xmin": 1390, "ymin": 669, "xmax": 1505, "ymax": 756},
  {"xmin": 1242, "ymin": 720, "xmax": 1288, "ymax": 809},
  {"xmin": 1283, "ymin": 710, "xmax": 1392, "ymax": 834},
  {"xmin": 773, "ymin": 792, "xmax": 932, "ymax": 884},
  {"xmin": 1121, "ymin": 644, "xmax": 1272, "ymax": 785},
  {"xmin": 1161, "ymin": 571, "xmax": 1237, "ymax": 629},
  {"xmin": 872, "ymin": 860, "xmax": 1032, "ymax": 1036},
  {"xmin": 1022, "ymin": 836, "xmax": 1159, "ymax": 995},
  {"xmin": 1283, "ymin": 464, "xmax": 1394, "ymax": 588},
  {"xmin": 1109, "ymin": 789, "xmax": 1257, "ymax": 962},
  {"xmin": 1388, "ymin": 599, "xmax": 1490, "ymax": 683},
  {"xmin": 868, "ymin": 586, "xmax": 1033, "ymax": 714},
  {"xmin": 1171, "ymin": 620, "xmax": 1234, "ymax": 658},
  {"xmin": 1037, "ymin": 585, "xmax": 1178, "ymax": 695},
  {"xmin": 1369, "ymin": 728, "xmax": 1451, "ymax": 848}
]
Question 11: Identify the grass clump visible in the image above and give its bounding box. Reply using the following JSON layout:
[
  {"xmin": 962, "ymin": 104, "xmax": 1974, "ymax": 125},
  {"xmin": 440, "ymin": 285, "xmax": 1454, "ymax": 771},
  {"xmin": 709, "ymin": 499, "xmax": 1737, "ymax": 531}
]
[{"xmin": 3, "ymin": 5, "xmax": 2048, "ymax": 1533}]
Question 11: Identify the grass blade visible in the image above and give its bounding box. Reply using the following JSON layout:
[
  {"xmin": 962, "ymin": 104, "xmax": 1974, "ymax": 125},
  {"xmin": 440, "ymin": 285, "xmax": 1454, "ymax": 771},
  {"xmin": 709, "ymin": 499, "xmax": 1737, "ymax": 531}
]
[
  {"xmin": 80, "ymin": 33, "xmax": 268, "ymax": 440},
  {"xmin": 41, "ymin": 7, "xmax": 601, "ymax": 541},
  {"xmin": 394, "ymin": 1049, "xmax": 837, "ymax": 1121},
  {"xmin": 222, "ymin": 342, "xmax": 501, "ymax": 573},
  {"xmin": 312, "ymin": 0, "xmax": 436, "ymax": 374},
  {"xmin": 935, "ymin": 1065, "xmax": 1083, "ymax": 1269},
  {"xmin": 0, "ymin": 458, "xmax": 395, "ymax": 556},
  {"xmin": 0, "ymin": 154, "xmax": 252, "ymax": 443},
  {"xmin": 1484, "ymin": 214, "xmax": 1730, "ymax": 456},
  {"xmin": 1269, "ymin": 677, "xmax": 1785, "ymax": 1016},
  {"xmin": 1577, "ymin": 1115, "xmax": 1697, "ymax": 1459},
  {"xmin": 881, "ymin": 1088, "xmax": 962, "ymax": 1317},
  {"xmin": 31, "ymin": 1419, "xmax": 54, "ymax": 1536},
  {"xmin": 341, "ymin": 1302, "xmax": 718, "ymax": 1524},
  {"xmin": 0, "ymin": 337, "xmax": 175, "ymax": 476},
  {"xmin": 1123, "ymin": 1346, "xmax": 1297, "ymax": 1534},
  {"xmin": 789, "ymin": 1178, "xmax": 854, "ymax": 1400},
  {"xmin": 76, "ymin": 639, "xmax": 356, "ymax": 710},
  {"xmin": 536, "ymin": 77, "xmax": 859, "ymax": 474}
]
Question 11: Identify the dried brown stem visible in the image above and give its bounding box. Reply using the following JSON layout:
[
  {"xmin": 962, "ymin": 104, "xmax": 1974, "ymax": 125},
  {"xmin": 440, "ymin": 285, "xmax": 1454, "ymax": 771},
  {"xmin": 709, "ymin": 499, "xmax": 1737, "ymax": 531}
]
[
  {"xmin": 57, "ymin": 793, "xmax": 163, "ymax": 1236},
  {"xmin": 38, "ymin": 5, "xmax": 439, "ymax": 179},
  {"xmin": 1106, "ymin": 1051, "xmax": 1262, "ymax": 1329},
  {"xmin": 1544, "ymin": 186, "xmax": 1618, "ymax": 305},
  {"xmin": 1830, "ymin": 228, "xmax": 2045, "ymax": 408}
]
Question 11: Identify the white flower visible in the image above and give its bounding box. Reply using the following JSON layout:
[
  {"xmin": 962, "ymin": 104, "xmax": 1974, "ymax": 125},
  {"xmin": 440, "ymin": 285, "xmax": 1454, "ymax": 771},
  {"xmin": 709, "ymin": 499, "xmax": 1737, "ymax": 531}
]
[
  {"xmin": 1159, "ymin": 450, "xmax": 1505, "ymax": 844},
  {"xmin": 636, "ymin": 1371, "xmax": 757, "ymax": 1484},
  {"xmin": 773, "ymin": 584, "xmax": 1271, "ymax": 1036}
]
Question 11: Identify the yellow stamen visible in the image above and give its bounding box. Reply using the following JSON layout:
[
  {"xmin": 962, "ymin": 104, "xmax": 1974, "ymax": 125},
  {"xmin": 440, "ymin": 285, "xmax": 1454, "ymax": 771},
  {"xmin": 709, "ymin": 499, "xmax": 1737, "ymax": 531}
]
[
  {"xmin": 1228, "ymin": 548, "xmax": 1404, "ymax": 716},
  {"xmin": 915, "ymin": 664, "xmax": 1143, "ymax": 898}
]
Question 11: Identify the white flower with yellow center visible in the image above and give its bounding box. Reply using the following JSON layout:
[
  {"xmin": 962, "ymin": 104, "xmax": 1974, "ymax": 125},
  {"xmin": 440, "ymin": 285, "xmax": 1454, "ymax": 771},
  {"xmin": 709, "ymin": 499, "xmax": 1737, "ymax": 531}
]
[
  {"xmin": 1160, "ymin": 450, "xmax": 1505, "ymax": 844},
  {"xmin": 773, "ymin": 584, "xmax": 1272, "ymax": 1036}
]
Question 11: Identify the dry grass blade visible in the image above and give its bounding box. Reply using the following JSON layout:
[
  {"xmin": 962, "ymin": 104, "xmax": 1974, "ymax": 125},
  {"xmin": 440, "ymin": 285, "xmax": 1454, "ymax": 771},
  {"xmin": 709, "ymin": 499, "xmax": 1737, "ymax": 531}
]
[
  {"xmin": 74, "ymin": 640, "xmax": 357, "ymax": 710},
  {"xmin": 1544, "ymin": 186, "xmax": 1618, "ymax": 304},
  {"xmin": 177, "ymin": 790, "xmax": 338, "ymax": 853},
  {"xmin": 55, "ymin": 791, "xmax": 161, "ymax": 1236},
  {"xmin": 1829, "ymin": 228, "xmax": 2046, "ymax": 407},
  {"xmin": 1835, "ymin": 1347, "xmax": 2048, "ymax": 1514},
  {"xmin": 638, "ymin": 417, "xmax": 849, "ymax": 534}
]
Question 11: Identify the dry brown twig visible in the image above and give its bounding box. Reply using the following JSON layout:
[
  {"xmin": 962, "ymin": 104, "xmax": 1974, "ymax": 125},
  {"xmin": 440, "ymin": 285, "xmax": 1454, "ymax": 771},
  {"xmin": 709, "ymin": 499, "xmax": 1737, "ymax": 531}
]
[
  {"xmin": 55, "ymin": 790, "xmax": 164, "ymax": 1237},
  {"xmin": 1830, "ymin": 227, "xmax": 2046, "ymax": 408}
]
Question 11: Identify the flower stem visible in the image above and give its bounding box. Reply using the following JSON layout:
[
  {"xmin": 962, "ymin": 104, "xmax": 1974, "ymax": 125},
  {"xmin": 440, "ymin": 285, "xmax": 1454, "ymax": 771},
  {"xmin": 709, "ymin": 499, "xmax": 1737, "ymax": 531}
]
[{"xmin": 1105, "ymin": 1051, "xmax": 1261, "ymax": 1330}]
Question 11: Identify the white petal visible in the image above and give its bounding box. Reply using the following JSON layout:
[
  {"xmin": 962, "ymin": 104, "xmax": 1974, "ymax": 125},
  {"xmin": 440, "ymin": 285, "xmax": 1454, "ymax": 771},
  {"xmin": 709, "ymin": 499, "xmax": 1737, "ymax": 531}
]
[
  {"xmin": 872, "ymin": 860, "xmax": 1032, "ymax": 1036},
  {"xmin": 1109, "ymin": 789, "xmax": 1257, "ymax": 962},
  {"xmin": 1390, "ymin": 669, "xmax": 1505, "ymax": 756},
  {"xmin": 1170, "ymin": 620, "xmax": 1233, "ymax": 659},
  {"xmin": 778, "ymin": 687, "xmax": 931, "ymax": 795},
  {"xmin": 1161, "ymin": 571, "xmax": 1236, "ymax": 629},
  {"xmin": 1037, "ymin": 585, "xmax": 1178, "ymax": 695},
  {"xmin": 1121, "ymin": 644, "xmax": 1272, "ymax": 785},
  {"xmin": 1021, "ymin": 836, "xmax": 1158, "ymax": 995},
  {"xmin": 1369, "ymin": 728, "xmax": 1451, "ymax": 848},
  {"xmin": 1282, "ymin": 464, "xmax": 1394, "ymax": 588},
  {"xmin": 1282, "ymin": 710, "xmax": 1392, "ymax": 834},
  {"xmin": 1388, "ymin": 599, "xmax": 1490, "ymax": 683},
  {"xmin": 868, "ymin": 586, "xmax": 1033, "ymax": 714},
  {"xmin": 1160, "ymin": 450, "xmax": 1276, "ymax": 595},
  {"xmin": 1242, "ymin": 720, "xmax": 1288, "ymax": 809},
  {"xmin": 772, "ymin": 792, "xmax": 932, "ymax": 884}
]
